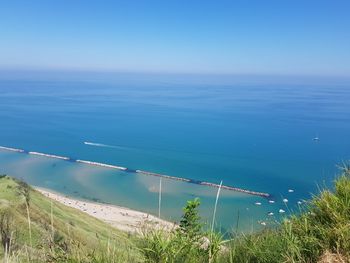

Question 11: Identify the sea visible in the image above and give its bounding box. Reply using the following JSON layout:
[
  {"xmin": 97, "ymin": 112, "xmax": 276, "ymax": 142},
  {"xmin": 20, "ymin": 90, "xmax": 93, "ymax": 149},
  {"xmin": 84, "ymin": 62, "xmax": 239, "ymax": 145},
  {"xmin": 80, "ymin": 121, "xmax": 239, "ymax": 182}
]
[{"xmin": 0, "ymin": 72, "xmax": 349, "ymax": 233}]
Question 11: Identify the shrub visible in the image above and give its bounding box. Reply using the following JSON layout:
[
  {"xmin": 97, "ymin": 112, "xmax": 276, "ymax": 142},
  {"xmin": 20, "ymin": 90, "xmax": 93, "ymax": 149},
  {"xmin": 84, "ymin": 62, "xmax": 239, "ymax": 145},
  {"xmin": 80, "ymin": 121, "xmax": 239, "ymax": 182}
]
[
  {"xmin": 140, "ymin": 198, "xmax": 225, "ymax": 263},
  {"xmin": 177, "ymin": 198, "xmax": 202, "ymax": 242}
]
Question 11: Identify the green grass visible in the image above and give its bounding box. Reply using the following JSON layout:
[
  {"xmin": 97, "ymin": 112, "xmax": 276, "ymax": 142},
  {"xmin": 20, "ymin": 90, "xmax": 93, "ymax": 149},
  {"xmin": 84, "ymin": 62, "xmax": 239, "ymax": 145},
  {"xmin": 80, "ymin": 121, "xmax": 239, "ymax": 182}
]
[
  {"xmin": 0, "ymin": 175, "xmax": 140, "ymax": 262},
  {"xmin": 222, "ymin": 168, "xmax": 350, "ymax": 263},
  {"xmin": 138, "ymin": 168, "xmax": 350, "ymax": 263},
  {"xmin": 0, "ymin": 166, "xmax": 350, "ymax": 262}
]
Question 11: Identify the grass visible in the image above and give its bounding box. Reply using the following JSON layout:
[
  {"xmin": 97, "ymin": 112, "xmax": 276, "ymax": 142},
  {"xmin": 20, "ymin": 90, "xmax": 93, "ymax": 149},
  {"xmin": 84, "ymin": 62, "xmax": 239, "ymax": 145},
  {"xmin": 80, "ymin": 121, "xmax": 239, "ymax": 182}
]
[
  {"xmin": 138, "ymin": 168, "xmax": 350, "ymax": 263},
  {"xmin": 223, "ymin": 168, "xmax": 350, "ymax": 263},
  {"xmin": 0, "ymin": 166, "xmax": 350, "ymax": 262},
  {"xmin": 0, "ymin": 175, "xmax": 140, "ymax": 262}
]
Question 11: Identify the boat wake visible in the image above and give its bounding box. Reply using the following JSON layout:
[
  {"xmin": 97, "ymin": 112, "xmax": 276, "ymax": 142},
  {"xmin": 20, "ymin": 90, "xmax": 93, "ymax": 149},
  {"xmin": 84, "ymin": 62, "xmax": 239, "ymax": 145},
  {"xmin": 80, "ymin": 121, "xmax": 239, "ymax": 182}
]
[{"xmin": 84, "ymin": 142, "xmax": 125, "ymax": 149}]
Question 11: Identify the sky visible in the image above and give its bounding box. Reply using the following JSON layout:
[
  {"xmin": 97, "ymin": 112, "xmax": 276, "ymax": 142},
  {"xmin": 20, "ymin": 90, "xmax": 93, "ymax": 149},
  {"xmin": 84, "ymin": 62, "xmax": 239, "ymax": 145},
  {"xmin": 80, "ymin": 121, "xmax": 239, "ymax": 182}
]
[{"xmin": 0, "ymin": 0, "xmax": 350, "ymax": 76}]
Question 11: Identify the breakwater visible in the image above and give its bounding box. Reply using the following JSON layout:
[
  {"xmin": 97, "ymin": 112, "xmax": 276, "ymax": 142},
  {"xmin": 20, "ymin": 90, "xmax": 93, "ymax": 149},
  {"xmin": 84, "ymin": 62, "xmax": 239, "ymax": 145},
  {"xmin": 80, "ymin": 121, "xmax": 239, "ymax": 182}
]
[
  {"xmin": 29, "ymin": 151, "xmax": 70, "ymax": 161},
  {"xmin": 76, "ymin": 159, "xmax": 127, "ymax": 171},
  {"xmin": 136, "ymin": 170, "xmax": 270, "ymax": 197},
  {"xmin": 0, "ymin": 145, "xmax": 270, "ymax": 198},
  {"xmin": 0, "ymin": 146, "xmax": 25, "ymax": 153}
]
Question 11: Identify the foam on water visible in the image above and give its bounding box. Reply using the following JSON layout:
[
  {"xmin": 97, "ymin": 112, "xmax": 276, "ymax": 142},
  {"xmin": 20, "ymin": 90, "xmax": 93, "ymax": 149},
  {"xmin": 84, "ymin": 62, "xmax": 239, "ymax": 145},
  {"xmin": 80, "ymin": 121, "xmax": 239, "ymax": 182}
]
[{"xmin": 84, "ymin": 142, "xmax": 127, "ymax": 150}]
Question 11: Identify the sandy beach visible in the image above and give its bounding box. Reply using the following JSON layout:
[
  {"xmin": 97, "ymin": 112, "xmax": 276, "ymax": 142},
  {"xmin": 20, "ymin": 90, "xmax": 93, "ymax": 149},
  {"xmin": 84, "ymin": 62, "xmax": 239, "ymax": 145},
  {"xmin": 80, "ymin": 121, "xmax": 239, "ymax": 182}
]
[{"xmin": 35, "ymin": 187, "xmax": 175, "ymax": 233}]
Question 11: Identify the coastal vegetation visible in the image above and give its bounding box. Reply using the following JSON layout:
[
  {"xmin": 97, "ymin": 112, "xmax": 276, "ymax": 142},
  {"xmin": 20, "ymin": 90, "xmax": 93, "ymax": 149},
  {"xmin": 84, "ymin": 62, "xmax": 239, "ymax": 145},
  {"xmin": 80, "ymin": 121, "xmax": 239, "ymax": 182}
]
[
  {"xmin": 0, "ymin": 175, "xmax": 139, "ymax": 262},
  {"xmin": 0, "ymin": 165, "xmax": 349, "ymax": 262}
]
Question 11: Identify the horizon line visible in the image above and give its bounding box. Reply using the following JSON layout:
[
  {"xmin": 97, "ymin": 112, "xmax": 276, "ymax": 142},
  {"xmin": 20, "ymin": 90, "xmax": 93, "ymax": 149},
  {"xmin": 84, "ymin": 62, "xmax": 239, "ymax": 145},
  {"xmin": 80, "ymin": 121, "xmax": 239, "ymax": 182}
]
[{"xmin": 0, "ymin": 66, "xmax": 350, "ymax": 80}]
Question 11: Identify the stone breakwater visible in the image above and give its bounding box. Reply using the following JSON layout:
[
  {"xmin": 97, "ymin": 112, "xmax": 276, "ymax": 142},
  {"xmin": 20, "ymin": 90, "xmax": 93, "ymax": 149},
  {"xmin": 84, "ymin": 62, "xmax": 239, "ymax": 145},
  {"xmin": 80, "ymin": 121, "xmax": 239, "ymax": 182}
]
[
  {"xmin": 28, "ymin": 151, "xmax": 70, "ymax": 161},
  {"xmin": 136, "ymin": 170, "xmax": 270, "ymax": 198},
  {"xmin": 76, "ymin": 159, "xmax": 127, "ymax": 171},
  {"xmin": 0, "ymin": 145, "xmax": 270, "ymax": 198},
  {"xmin": 0, "ymin": 146, "xmax": 25, "ymax": 153}
]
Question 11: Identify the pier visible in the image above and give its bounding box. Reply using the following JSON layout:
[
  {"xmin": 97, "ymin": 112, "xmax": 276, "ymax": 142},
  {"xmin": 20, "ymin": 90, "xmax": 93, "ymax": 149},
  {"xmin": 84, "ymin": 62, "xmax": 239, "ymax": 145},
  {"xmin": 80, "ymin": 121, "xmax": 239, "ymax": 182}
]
[{"xmin": 0, "ymin": 145, "xmax": 270, "ymax": 198}]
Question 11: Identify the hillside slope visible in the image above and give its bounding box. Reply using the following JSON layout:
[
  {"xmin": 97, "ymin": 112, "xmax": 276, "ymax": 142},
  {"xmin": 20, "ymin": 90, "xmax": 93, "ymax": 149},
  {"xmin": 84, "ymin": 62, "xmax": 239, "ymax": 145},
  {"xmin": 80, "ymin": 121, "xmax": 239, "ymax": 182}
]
[
  {"xmin": 1, "ymin": 168, "xmax": 349, "ymax": 263},
  {"xmin": 0, "ymin": 175, "xmax": 140, "ymax": 262}
]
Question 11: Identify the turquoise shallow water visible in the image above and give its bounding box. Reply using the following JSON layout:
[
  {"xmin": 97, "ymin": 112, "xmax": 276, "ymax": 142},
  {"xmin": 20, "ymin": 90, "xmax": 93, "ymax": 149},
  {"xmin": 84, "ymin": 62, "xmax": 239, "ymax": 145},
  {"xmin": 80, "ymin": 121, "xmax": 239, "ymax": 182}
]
[{"xmin": 0, "ymin": 76, "xmax": 349, "ymax": 232}]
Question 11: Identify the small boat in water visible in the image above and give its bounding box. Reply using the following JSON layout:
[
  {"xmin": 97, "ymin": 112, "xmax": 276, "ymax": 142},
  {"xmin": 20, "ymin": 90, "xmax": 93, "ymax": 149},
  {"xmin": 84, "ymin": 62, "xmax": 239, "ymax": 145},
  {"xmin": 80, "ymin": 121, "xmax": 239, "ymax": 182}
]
[
  {"xmin": 283, "ymin": 198, "xmax": 288, "ymax": 203},
  {"xmin": 255, "ymin": 202, "xmax": 262, "ymax": 206},
  {"xmin": 279, "ymin": 209, "xmax": 285, "ymax": 213}
]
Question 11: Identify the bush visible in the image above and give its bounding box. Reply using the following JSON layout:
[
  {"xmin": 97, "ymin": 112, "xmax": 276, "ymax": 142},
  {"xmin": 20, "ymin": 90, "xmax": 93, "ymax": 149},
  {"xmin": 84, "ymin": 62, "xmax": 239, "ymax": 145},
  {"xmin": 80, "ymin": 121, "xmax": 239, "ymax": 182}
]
[
  {"xmin": 177, "ymin": 198, "xmax": 202, "ymax": 242},
  {"xmin": 140, "ymin": 198, "xmax": 222, "ymax": 263}
]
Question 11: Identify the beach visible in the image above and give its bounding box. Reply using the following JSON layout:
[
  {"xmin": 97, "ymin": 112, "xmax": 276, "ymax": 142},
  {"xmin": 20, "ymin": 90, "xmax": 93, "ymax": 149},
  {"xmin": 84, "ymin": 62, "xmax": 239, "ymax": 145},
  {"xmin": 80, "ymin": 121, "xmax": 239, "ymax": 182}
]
[{"xmin": 35, "ymin": 187, "xmax": 175, "ymax": 233}]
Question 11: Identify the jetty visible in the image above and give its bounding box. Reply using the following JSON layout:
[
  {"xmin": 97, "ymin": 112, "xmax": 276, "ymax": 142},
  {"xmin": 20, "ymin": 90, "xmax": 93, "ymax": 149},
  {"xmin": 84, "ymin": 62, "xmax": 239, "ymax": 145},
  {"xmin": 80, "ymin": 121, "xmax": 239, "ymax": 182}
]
[
  {"xmin": 76, "ymin": 159, "xmax": 127, "ymax": 171},
  {"xmin": 136, "ymin": 170, "xmax": 270, "ymax": 197},
  {"xmin": 0, "ymin": 146, "xmax": 25, "ymax": 153},
  {"xmin": 28, "ymin": 151, "xmax": 70, "ymax": 161},
  {"xmin": 0, "ymin": 145, "xmax": 270, "ymax": 198}
]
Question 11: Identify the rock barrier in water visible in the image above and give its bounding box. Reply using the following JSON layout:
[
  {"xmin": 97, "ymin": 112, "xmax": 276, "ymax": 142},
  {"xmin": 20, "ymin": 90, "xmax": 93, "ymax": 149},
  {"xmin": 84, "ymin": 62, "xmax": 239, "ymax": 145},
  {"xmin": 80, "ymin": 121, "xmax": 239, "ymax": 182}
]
[{"xmin": 0, "ymin": 145, "xmax": 270, "ymax": 198}]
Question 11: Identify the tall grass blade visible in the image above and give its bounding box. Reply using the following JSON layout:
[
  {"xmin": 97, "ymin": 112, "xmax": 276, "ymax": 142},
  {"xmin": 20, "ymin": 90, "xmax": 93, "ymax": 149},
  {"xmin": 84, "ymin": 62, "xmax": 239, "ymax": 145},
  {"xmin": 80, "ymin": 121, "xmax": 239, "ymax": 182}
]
[
  {"xmin": 158, "ymin": 177, "xmax": 162, "ymax": 219},
  {"xmin": 25, "ymin": 201, "xmax": 32, "ymax": 249},
  {"xmin": 211, "ymin": 180, "xmax": 223, "ymax": 233}
]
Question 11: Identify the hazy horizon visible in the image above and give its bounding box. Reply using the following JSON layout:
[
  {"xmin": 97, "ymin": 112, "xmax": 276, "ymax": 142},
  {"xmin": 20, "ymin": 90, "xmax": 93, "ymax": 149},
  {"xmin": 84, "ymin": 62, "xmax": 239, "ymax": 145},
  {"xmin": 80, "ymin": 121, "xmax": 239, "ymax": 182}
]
[
  {"xmin": 1, "ymin": 1, "xmax": 350, "ymax": 76},
  {"xmin": 1, "ymin": 69, "xmax": 350, "ymax": 87}
]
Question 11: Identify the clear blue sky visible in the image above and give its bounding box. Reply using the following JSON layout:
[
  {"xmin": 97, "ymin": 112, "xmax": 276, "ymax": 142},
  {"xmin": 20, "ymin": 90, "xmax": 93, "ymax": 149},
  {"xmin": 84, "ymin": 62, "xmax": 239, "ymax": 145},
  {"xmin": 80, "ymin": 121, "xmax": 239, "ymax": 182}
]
[{"xmin": 0, "ymin": 0, "xmax": 349, "ymax": 76}]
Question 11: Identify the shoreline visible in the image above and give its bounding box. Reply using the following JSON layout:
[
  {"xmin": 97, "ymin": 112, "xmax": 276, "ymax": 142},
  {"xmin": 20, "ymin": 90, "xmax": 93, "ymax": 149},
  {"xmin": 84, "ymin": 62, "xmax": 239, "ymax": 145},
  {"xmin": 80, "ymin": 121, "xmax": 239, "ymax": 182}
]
[{"xmin": 35, "ymin": 187, "xmax": 175, "ymax": 233}]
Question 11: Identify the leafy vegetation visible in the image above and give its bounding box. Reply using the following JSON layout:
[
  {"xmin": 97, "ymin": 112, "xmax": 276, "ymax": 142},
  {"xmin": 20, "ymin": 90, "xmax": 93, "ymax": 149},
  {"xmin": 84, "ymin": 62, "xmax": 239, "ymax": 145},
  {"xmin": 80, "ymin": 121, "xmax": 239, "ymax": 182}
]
[
  {"xmin": 139, "ymin": 197, "xmax": 223, "ymax": 263},
  {"xmin": 0, "ymin": 166, "xmax": 349, "ymax": 262}
]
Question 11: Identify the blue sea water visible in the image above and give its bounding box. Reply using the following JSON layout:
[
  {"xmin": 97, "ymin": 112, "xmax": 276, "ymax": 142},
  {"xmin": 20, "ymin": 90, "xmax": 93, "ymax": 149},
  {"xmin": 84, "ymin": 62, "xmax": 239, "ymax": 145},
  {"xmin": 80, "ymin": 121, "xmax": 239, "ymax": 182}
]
[{"xmin": 0, "ymin": 74, "xmax": 349, "ymax": 232}]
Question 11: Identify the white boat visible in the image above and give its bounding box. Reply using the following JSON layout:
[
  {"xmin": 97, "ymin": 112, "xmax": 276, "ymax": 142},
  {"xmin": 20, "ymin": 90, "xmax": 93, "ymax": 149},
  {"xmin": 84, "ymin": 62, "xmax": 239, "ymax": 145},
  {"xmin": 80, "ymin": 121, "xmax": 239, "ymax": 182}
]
[
  {"xmin": 282, "ymin": 198, "xmax": 288, "ymax": 203},
  {"xmin": 279, "ymin": 209, "xmax": 285, "ymax": 213}
]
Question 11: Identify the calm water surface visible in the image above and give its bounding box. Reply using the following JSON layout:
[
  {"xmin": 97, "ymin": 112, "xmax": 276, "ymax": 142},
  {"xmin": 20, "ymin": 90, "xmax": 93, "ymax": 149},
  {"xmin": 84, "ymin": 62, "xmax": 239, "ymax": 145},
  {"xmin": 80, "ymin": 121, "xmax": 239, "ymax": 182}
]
[{"xmin": 0, "ymin": 77, "xmax": 349, "ymax": 232}]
